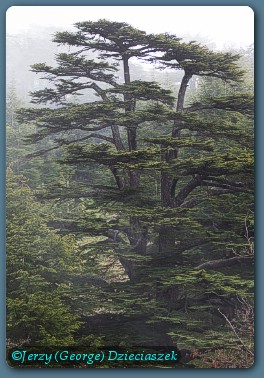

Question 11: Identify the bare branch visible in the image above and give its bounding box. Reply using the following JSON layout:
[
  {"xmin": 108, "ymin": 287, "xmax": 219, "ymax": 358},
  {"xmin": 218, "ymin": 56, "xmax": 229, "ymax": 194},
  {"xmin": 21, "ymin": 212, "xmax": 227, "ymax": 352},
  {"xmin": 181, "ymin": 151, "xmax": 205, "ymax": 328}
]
[{"xmin": 217, "ymin": 308, "xmax": 254, "ymax": 357}]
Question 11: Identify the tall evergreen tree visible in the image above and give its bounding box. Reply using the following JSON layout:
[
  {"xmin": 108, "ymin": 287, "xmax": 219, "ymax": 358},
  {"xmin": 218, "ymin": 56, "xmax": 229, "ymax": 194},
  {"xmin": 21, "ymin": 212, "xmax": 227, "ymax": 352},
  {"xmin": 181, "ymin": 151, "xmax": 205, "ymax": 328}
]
[{"xmin": 15, "ymin": 20, "xmax": 254, "ymax": 365}]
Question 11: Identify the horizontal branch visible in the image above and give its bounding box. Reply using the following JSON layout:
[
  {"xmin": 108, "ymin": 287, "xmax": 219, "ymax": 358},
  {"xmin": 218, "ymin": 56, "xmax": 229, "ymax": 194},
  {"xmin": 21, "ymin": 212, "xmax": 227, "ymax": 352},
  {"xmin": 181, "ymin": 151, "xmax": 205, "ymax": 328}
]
[
  {"xmin": 206, "ymin": 176, "xmax": 245, "ymax": 188},
  {"xmin": 202, "ymin": 180, "xmax": 253, "ymax": 194},
  {"xmin": 26, "ymin": 133, "xmax": 114, "ymax": 158},
  {"xmin": 181, "ymin": 188, "xmax": 252, "ymax": 209},
  {"xmin": 184, "ymin": 103, "xmax": 215, "ymax": 112},
  {"xmin": 195, "ymin": 255, "xmax": 254, "ymax": 270},
  {"xmin": 184, "ymin": 94, "xmax": 254, "ymax": 116}
]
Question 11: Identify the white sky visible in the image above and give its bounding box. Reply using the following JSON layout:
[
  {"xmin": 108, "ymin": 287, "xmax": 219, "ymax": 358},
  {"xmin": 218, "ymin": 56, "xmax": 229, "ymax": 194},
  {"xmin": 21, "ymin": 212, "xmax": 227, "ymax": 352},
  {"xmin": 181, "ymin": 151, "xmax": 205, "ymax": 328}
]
[{"xmin": 6, "ymin": 6, "xmax": 254, "ymax": 50}]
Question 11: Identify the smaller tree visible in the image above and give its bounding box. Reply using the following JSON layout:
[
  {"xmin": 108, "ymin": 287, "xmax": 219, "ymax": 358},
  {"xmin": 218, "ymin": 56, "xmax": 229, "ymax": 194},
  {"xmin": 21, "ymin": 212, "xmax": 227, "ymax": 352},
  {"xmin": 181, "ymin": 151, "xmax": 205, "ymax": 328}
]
[{"xmin": 6, "ymin": 169, "xmax": 81, "ymax": 345}]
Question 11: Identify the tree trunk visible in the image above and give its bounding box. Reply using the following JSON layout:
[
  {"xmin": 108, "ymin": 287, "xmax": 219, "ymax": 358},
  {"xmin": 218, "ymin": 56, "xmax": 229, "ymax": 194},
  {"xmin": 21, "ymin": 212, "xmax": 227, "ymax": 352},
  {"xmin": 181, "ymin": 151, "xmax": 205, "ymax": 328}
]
[
  {"xmin": 159, "ymin": 72, "xmax": 192, "ymax": 255},
  {"xmin": 158, "ymin": 226, "xmax": 177, "ymax": 255},
  {"xmin": 119, "ymin": 56, "xmax": 144, "ymax": 259},
  {"xmin": 160, "ymin": 72, "xmax": 192, "ymax": 208},
  {"xmin": 122, "ymin": 56, "xmax": 139, "ymax": 187}
]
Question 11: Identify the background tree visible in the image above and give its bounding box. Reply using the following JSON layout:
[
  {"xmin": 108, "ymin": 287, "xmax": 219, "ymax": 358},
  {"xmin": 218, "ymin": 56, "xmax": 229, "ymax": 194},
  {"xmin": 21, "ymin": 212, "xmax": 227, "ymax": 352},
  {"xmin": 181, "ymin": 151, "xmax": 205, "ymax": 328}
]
[{"xmin": 6, "ymin": 169, "xmax": 83, "ymax": 345}]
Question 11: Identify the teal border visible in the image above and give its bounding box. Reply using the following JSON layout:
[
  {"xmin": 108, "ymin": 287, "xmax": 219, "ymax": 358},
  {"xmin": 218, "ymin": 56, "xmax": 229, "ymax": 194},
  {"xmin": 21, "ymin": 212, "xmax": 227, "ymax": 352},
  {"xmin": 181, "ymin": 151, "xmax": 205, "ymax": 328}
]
[{"xmin": 1, "ymin": 1, "xmax": 262, "ymax": 377}]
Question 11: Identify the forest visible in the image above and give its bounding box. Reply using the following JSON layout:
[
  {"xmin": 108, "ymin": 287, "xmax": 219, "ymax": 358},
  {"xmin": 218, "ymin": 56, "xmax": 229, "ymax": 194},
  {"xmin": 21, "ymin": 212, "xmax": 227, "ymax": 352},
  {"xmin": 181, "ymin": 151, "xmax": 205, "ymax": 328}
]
[{"xmin": 6, "ymin": 19, "xmax": 254, "ymax": 368}]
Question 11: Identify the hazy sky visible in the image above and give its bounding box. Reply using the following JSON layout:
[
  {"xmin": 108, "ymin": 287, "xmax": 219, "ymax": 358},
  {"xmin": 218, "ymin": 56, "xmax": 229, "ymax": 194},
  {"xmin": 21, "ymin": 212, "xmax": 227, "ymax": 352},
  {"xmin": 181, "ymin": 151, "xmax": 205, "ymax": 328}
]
[{"xmin": 6, "ymin": 6, "xmax": 254, "ymax": 50}]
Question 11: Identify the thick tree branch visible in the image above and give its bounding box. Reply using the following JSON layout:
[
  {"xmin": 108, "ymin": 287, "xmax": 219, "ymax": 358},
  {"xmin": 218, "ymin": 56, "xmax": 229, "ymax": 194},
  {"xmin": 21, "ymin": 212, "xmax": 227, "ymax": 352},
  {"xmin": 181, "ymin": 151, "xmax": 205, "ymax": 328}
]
[
  {"xmin": 184, "ymin": 103, "xmax": 215, "ymax": 112},
  {"xmin": 174, "ymin": 175, "xmax": 203, "ymax": 207},
  {"xmin": 90, "ymin": 82, "xmax": 125, "ymax": 151},
  {"xmin": 109, "ymin": 166, "xmax": 124, "ymax": 189},
  {"xmin": 176, "ymin": 72, "xmax": 193, "ymax": 113},
  {"xmin": 89, "ymin": 82, "xmax": 109, "ymax": 101},
  {"xmin": 160, "ymin": 71, "xmax": 193, "ymax": 207}
]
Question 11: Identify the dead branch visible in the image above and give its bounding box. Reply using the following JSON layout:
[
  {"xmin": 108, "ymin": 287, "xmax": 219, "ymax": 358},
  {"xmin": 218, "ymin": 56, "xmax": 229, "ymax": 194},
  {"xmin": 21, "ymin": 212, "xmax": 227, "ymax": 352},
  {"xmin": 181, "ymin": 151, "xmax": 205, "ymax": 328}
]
[{"xmin": 195, "ymin": 255, "xmax": 254, "ymax": 270}]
